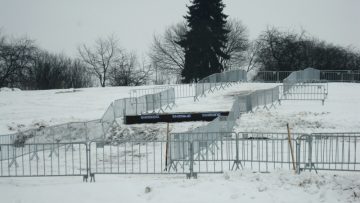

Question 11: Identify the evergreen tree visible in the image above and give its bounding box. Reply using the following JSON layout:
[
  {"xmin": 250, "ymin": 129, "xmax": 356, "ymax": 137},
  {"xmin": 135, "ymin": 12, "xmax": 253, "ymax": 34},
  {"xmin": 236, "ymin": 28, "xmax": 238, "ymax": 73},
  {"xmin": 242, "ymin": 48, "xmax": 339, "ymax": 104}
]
[{"xmin": 179, "ymin": 0, "xmax": 229, "ymax": 82}]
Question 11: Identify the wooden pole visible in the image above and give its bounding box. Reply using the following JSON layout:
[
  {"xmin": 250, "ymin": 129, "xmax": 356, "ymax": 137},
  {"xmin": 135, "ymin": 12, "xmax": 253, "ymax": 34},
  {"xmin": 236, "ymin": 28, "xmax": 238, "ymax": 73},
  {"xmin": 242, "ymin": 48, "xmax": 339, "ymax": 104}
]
[
  {"xmin": 287, "ymin": 123, "xmax": 296, "ymax": 171},
  {"xmin": 164, "ymin": 123, "xmax": 170, "ymax": 171}
]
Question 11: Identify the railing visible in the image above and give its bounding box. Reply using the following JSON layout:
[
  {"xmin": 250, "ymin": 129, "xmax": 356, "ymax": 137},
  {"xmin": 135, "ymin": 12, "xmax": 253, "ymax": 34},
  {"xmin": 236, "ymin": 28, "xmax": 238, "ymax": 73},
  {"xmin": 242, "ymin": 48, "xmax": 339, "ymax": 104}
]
[
  {"xmin": 129, "ymin": 84, "xmax": 195, "ymax": 99},
  {"xmin": 0, "ymin": 121, "xmax": 99, "ymax": 162},
  {"xmin": 0, "ymin": 142, "xmax": 88, "ymax": 177},
  {"xmin": 253, "ymin": 71, "xmax": 293, "ymax": 82},
  {"xmin": 1, "ymin": 132, "xmax": 359, "ymax": 179},
  {"xmin": 282, "ymin": 68, "xmax": 321, "ymax": 93},
  {"xmin": 114, "ymin": 87, "xmax": 175, "ymax": 116},
  {"xmin": 254, "ymin": 70, "xmax": 360, "ymax": 82},
  {"xmin": 88, "ymin": 140, "xmax": 191, "ymax": 176},
  {"xmin": 296, "ymin": 133, "xmax": 360, "ymax": 174},
  {"xmin": 195, "ymin": 69, "xmax": 247, "ymax": 100},
  {"xmin": 280, "ymin": 83, "xmax": 328, "ymax": 104},
  {"xmin": 320, "ymin": 71, "xmax": 360, "ymax": 82},
  {"xmin": 129, "ymin": 69, "xmax": 248, "ymax": 102},
  {"xmin": 0, "ymin": 88, "xmax": 176, "ymax": 147}
]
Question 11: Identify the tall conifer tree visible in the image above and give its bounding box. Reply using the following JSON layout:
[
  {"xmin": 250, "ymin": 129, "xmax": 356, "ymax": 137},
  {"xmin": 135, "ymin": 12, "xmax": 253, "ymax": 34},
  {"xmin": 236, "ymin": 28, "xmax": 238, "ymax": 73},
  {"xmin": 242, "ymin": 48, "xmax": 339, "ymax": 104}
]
[{"xmin": 179, "ymin": 0, "xmax": 229, "ymax": 82}]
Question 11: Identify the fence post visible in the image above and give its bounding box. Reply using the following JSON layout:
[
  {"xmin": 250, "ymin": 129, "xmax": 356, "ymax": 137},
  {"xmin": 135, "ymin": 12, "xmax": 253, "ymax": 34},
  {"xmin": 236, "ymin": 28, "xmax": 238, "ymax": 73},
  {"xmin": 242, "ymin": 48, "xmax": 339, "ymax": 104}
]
[
  {"xmin": 135, "ymin": 98, "xmax": 138, "ymax": 115},
  {"xmin": 165, "ymin": 88, "xmax": 170, "ymax": 110},
  {"xmin": 287, "ymin": 123, "xmax": 296, "ymax": 172},
  {"xmin": 296, "ymin": 141, "xmax": 301, "ymax": 174},
  {"xmin": 152, "ymin": 94, "xmax": 155, "ymax": 113},
  {"xmin": 100, "ymin": 120, "xmax": 106, "ymax": 140},
  {"xmin": 187, "ymin": 141, "xmax": 197, "ymax": 179},
  {"xmin": 231, "ymin": 133, "xmax": 242, "ymax": 170},
  {"xmin": 85, "ymin": 142, "xmax": 90, "ymax": 182},
  {"xmin": 111, "ymin": 103, "xmax": 116, "ymax": 121},
  {"xmin": 263, "ymin": 90, "xmax": 268, "ymax": 109},
  {"xmin": 164, "ymin": 123, "xmax": 170, "ymax": 171},
  {"xmin": 202, "ymin": 82, "xmax": 205, "ymax": 96},
  {"xmin": 124, "ymin": 99, "xmax": 127, "ymax": 116},
  {"xmin": 159, "ymin": 92, "xmax": 162, "ymax": 113},
  {"xmin": 305, "ymin": 135, "xmax": 317, "ymax": 173}
]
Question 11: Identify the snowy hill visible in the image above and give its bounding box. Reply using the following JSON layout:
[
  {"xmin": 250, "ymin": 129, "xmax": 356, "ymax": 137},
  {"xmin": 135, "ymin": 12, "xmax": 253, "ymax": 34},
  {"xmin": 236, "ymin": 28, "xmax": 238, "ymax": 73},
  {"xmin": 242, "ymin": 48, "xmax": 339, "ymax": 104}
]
[
  {"xmin": 1, "ymin": 83, "xmax": 359, "ymax": 135},
  {"xmin": 1, "ymin": 82, "xmax": 360, "ymax": 203}
]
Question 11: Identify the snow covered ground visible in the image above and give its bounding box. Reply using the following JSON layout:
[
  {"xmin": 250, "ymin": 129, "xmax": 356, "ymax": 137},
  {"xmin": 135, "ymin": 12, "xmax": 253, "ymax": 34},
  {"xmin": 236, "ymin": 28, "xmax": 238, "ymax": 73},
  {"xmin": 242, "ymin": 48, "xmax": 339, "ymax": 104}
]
[
  {"xmin": 0, "ymin": 86, "xmax": 134, "ymax": 134},
  {"xmin": 235, "ymin": 83, "xmax": 360, "ymax": 133},
  {"xmin": 1, "ymin": 82, "xmax": 360, "ymax": 203},
  {"xmin": 0, "ymin": 171, "xmax": 359, "ymax": 203}
]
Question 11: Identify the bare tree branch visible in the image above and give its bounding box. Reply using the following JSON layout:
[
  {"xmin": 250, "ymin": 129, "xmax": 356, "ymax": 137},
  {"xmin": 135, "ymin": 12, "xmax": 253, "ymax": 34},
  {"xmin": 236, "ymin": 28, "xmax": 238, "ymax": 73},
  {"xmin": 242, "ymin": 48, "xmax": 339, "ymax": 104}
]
[{"xmin": 78, "ymin": 35, "xmax": 120, "ymax": 87}]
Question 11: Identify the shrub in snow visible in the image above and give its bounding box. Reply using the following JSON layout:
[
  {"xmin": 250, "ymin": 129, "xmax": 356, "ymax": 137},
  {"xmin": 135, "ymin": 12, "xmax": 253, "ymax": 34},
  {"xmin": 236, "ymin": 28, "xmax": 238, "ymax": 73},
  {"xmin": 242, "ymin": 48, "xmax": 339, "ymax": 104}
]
[{"xmin": 145, "ymin": 186, "xmax": 152, "ymax": 193}]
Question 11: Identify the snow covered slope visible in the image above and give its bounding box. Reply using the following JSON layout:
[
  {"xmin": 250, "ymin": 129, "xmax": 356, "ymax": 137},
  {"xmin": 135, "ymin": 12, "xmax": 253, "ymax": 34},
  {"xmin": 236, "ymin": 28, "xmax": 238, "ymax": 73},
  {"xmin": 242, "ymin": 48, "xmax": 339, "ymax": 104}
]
[
  {"xmin": 1, "ymin": 83, "xmax": 359, "ymax": 135},
  {"xmin": 1, "ymin": 82, "xmax": 360, "ymax": 203}
]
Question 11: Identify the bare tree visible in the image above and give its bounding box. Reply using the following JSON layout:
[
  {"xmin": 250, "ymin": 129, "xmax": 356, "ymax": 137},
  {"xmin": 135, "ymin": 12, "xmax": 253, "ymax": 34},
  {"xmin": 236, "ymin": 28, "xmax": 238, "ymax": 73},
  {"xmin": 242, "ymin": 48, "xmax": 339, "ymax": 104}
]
[
  {"xmin": 0, "ymin": 34, "xmax": 37, "ymax": 88},
  {"xmin": 149, "ymin": 22, "xmax": 186, "ymax": 76},
  {"xmin": 108, "ymin": 52, "xmax": 151, "ymax": 86},
  {"xmin": 78, "ymin": 36, "xmax": 119, "ymax": 87},
  {"xmin": 255, "ymin": 27, "xmax": 360, "ymax": 72},
  {"xmin": 149, "ymin": 19, "xmax": 249, "ymax": 80},
  {"xmin": 69, "ymin": 59, "xmax": 93, "ymax": 88},
  {"xmin": 243, "ymin": 41, "xmax": 261, "ymax": 72},
  {"xmin": 31, "ymin": 51, "xmax": 92, "ymax": 89},
  {"xmin": 221, "ymin": 18, "xmax": 249, "ymax": 70}
]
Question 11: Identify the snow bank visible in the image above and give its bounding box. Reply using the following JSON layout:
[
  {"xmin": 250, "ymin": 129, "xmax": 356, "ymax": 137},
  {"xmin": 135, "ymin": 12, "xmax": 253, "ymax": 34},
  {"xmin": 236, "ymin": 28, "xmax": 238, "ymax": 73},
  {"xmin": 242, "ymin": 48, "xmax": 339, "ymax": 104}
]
[{"xmin": 0, "ymin": 87, "xmax": 21, "ymax": 92}]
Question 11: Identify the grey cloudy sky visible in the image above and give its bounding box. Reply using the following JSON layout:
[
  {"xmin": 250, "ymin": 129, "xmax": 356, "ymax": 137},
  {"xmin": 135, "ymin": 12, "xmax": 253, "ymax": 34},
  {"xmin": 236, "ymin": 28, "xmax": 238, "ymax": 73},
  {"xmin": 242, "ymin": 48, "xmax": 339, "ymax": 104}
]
[{"xmin": 1, "ymin": 0, "xmax": 359, "ymax": 56}]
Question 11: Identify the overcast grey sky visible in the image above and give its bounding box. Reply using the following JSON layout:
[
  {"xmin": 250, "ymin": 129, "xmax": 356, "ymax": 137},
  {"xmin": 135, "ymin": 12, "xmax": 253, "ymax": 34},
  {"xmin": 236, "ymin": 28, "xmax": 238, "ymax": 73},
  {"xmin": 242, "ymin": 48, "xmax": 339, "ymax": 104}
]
[{"xmin": 1, "ymin": 0, "xmax": 359, "ymax": 56}]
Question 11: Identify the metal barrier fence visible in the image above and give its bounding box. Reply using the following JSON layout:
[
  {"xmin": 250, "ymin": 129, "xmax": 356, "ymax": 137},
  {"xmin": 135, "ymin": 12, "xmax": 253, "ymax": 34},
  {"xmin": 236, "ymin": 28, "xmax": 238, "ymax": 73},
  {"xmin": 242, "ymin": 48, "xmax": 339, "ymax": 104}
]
[
  {"xmin": 296, "ymin": 133, "xmax": 360, "ymax": 174},
  {"xmin": 129, "ymin": 70, "xmax": 247, "ymax": 102},
  {"xmin": 253, "ymin": 71, "xmax": 293, "ymax": 82},
  {"xmin": 237, "ymin": 86, "xmax": 280, "ymax": 113},
  {"xmin": 114, "ymin": 87, "xmax": 175, "ymax": 116},
  {"xmin": 169, "ymin": 85, "xmax": 282, "ymax": 159},
  {"xmin": 255, "ymin": 70, "xmax": 360, "ymax": 82},
  {"xmin": 0, "ymin": 121, "xmax": 99, "ymax": 161},
  {"xmin": 0, "ymin": 134, "xmax": 16, "ymax": 145},
  {"xmin": 195, "ymin": 69, "xmax": 247, "ymax": 100},
  {"xmin": 283, "ymin": 68, "xmax": 321, "ymax": 94},
  {"xmin": 129, "ymin": 84, "xmax": 195, "ymax": 99},
  {"xmin": 88, "ymin": 140, "xmax": 191, "ymax": 176},
  {"xmin": 212, "ymin": 83, "xmax": 325, "ymax": 127},
  {"xmin": 191, "ymin": 136, "xmax": 295, "ymax": 173},
  {"xmin": 320, "ymin": 71, "xmax": 360, "ymax": 82},
  {"xmin": 1, "ymin": 132, "xmax": 359, "ymax": 179},
  {"xmin": 169, "ymin": 84, "xmax": 281, "ymax": 161},
  {"xmin": 0, "ymin": 87, "xmax": 176, "ymax": 158},
  {"xmin": 170, "ymin": 132, "xmax": 360, "ymax": 175},
  {"xmin": 280, "ymin": 84, "xmax": 328, "ymax": 104},
  {"xmin": 0, "ymin": 142, "xmax": 88, "ymax": 177}
]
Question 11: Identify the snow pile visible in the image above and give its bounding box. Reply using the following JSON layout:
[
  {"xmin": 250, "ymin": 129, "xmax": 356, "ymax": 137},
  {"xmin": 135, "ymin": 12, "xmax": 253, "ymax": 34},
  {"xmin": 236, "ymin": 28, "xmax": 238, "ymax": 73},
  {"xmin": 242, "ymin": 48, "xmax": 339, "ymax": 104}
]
[
  {"xmin": 0, "ymin": 87, "xmax": 21, "ymax": 92},
  {"xmin": 107, "ymin": 121, "xmax": 209, "ymax": 143}
]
